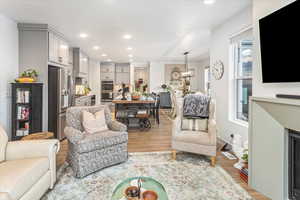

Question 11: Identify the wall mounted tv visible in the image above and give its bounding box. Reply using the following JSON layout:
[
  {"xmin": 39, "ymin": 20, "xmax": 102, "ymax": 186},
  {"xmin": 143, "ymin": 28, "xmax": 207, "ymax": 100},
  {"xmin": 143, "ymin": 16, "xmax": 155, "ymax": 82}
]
[{"xmin": 259, "ymin": 1, "xmax": 300, "ymax": 83}]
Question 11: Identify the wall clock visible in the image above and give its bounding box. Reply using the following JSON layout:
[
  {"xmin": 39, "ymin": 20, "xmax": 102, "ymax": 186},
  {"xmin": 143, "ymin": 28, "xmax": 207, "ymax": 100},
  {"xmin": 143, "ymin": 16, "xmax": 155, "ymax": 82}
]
[
  {"xmin": 212, "ymin": 60, "xmax": 224, "ymax": 80},
  {"xmin": 171, "ymin": 71, "xmax": 181, "ymax": 81}
]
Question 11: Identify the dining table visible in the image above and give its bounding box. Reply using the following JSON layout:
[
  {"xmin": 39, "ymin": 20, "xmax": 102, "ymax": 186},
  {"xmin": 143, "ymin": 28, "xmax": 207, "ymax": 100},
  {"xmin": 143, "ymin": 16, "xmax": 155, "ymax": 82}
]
[{"xmin": 112, "ymin": 99, "xmax": 156, "ymax": 130}]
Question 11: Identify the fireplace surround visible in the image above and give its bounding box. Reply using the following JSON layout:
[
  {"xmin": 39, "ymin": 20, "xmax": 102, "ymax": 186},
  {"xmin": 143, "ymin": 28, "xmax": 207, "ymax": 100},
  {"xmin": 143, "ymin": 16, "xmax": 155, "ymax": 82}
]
[
  {"xmin": 289, "ymin": 130, "xmax": 300, "ymax": 200},
  {"xmin": 249, "ymin": 97, "xmax": 300, "ymax": 199}
]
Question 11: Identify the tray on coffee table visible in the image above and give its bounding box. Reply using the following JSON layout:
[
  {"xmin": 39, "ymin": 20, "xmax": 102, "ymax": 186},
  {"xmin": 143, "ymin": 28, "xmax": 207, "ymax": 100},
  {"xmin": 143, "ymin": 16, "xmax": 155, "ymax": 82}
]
[{"xmin": 111, "ymin": 177, "xmax": 168, "ymax": 200}]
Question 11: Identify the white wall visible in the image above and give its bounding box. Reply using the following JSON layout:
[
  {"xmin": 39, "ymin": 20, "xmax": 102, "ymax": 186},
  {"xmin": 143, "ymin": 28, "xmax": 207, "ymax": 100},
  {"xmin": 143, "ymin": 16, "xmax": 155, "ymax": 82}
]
[
  {"xmin": 210, "ymin": 7, "xmax": 252, "ymax": 148},
  {"xmin": 149, "ymin": 62, "xmax": 165, "ymax": 92},
  {"xmin": 88, "ymin": 59, "xmax": 101, "ymax": 104},
  {"xmin": 195, "ymin": 58, "xmax": 210, "ymax": 92},
  {"xmin": 252, "ymin": 0, "xmax": 298, "ymax": 97},
  {"xmin": 0, "ymin": 14, "xmax": 19, "ymax": 139},
  {"xmin": 149, "ymin": 60, "xmax": 208, "ymax": 92}
]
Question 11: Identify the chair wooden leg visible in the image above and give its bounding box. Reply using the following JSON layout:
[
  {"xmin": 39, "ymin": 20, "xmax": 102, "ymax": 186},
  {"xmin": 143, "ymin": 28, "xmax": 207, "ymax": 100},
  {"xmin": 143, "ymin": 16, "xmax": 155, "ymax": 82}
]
[
  {"xmin": 211, "ymin": 156, "xmax": 216, "ymax": 167},
  {"xmin": 172, "ymin": 150, "xmax": 177, "ymax": 160}
]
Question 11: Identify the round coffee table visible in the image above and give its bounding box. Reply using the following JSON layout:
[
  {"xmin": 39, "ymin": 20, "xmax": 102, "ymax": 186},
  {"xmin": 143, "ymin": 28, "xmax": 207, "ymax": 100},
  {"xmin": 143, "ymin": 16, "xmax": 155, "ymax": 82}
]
[{"xmin": 111, "ymin": 177, "xmax": 168, "ymax": 200}]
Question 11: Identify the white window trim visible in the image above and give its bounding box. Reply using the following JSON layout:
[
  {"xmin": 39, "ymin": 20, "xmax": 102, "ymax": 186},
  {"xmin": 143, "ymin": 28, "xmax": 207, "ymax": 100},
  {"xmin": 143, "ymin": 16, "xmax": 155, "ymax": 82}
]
[{"xmin": 229, "ymin": 28, "xmax": 253, "ymax": 125}]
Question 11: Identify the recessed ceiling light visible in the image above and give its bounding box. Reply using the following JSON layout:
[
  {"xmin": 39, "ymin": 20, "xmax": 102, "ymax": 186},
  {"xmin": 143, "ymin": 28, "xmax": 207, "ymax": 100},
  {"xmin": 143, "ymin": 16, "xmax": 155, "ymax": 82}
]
[
  {"xmin": 123, "ymin": 34, "xmax": 132, "ymax": 39},
  {"xmin": 203, "ymin": 0, "xmax": 216, "ymax": 5},
  {"xmin": 79, "ymin": 33, "xmax": 88, "ymax": 38},
  {"xmin": 127, "ymin": 47, "xmax": 133, "ymax": 50},
  {"xmin": 107, "ymin": 59, "xmax": 112, "ymax": 62},
  {"xmin": 128, "ymin": 54, "xmax": 133, "ymax": 58},
  {"xmin": 93, "ymin": 46, "xmax": 100, "ymax": 50},
  {"xmin": 102, "ymin": 53, "xmax": 107, "ymax": 57}
]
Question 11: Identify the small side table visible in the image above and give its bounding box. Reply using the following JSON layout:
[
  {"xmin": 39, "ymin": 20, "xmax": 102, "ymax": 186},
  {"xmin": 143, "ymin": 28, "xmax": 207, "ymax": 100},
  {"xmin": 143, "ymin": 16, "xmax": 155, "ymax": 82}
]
[{"xmin": 21, "ymin": 132, "xmax": 54, "ymax": 140}]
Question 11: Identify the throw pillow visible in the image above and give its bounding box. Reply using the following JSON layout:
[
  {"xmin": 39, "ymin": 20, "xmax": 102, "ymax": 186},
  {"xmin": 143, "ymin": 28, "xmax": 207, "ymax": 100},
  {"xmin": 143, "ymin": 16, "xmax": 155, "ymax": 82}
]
[
  {"xmin": 181, "ymin": 118, "xmax": 208, "ymax": 132},
  {"xmin": 82, "ymin": 110, "xmax": 108, "ymax": 134}
]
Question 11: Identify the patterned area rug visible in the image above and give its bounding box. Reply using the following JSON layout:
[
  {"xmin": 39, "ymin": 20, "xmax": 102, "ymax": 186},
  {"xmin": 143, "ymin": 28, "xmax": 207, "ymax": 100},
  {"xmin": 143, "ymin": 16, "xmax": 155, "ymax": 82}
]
[{"xmin": 42, "ymin": 152, "xmax": 252, "ymax": 200}]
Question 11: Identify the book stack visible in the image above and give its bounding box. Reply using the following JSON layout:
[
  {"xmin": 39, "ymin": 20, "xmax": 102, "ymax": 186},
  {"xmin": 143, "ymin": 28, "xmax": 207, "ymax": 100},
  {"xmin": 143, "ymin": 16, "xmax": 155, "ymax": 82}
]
[
  {"xmin": 17, "ymin": 90, "xmax": 30, "ymax": 103},
  {"xmin": 240, "ymin": 167, "xmax": 248, "ymax": 184},
  {"xmin": 17, "ymin": 106, "xmax": 30, "ymax": 120}
]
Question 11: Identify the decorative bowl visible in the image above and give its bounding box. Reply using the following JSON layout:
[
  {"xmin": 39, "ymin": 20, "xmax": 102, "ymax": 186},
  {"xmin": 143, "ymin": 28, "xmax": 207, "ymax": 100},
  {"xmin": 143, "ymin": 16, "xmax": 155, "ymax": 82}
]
[
  {"xmin": 132, "ymin": 95, "xmax": 140, "ymax": 101},
  {"xmin": 142, "ymin": 190, "xmax": 158, "ymax": 200},
  {"xmin": 124, "ymin": 186, "xmax": 140, "ymax": 200},
  {"xmin": 16, "ymin": 77, "xmax": 36, "ymax": 83}
]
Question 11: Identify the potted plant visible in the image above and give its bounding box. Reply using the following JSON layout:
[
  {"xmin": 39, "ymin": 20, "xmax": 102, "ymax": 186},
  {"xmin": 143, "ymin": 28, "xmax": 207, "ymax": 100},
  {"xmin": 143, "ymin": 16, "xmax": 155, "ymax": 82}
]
[
  {"xmin": 241, "ymin": 149, "xmax": 248, "ymax": 168},
  {"xmin": 131, "ymin": 91, "xmax": 141, "ymax": 101},
  {"xmin": 16, "ymin": 69, "xmax": 38, "ymax": 83}
]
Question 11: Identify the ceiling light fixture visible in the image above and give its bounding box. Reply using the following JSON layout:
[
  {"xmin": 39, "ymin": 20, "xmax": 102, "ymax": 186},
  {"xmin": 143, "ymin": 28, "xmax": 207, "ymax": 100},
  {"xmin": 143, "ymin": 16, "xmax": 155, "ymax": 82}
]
[
  {"xmin": 203, "ymin": 0, "xmax": 216, "ymax": 5},
  {"xmin": 93, "ymin": 46, "xmax": 100, "ymax": 50},
  {"xmin": 123, "ymin": 34, "xmax": 132, "ymax": 39},
  {"xmin": 107, "ymin": 59, "xmax": 112, "ymax": 62},
  {"xmin": 127, "ymin": 47, "xmax": 133, "ymax": 50},
  {"xmin": 128, "ymin": 54, "xmax": 133, "ymax": 58},
  {"xmin": 79, "ymin": 33, "xmax": 88, "ymax": 38},
  {"xmin": 102, "ymin": 53, "xmax": 107, "ymax": 57}
]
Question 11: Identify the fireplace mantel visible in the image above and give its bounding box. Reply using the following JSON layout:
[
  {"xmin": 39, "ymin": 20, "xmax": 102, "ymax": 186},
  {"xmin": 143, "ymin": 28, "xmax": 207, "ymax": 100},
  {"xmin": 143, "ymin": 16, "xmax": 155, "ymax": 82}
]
[{"xmin": 249, "ymin": 96, "xmax": 300, "ymax": 200}]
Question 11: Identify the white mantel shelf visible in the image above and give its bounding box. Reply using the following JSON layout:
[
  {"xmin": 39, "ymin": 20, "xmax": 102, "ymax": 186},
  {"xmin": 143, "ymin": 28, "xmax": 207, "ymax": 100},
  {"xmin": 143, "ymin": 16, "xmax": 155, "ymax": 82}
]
[
  {"xmin": 249, "ymin": 96, "xmax": 300, "ymax": 200},
  {"xmin": 251, "ymin": 96, "xmax": 300, "ymax": 106}
]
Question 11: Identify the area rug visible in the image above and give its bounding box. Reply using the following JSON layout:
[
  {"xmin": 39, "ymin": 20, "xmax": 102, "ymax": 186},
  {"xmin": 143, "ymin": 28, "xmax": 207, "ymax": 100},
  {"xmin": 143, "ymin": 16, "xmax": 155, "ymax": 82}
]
[{"xmin": 42, "ymin": 152, "xmax": 252, "ymax": 200}]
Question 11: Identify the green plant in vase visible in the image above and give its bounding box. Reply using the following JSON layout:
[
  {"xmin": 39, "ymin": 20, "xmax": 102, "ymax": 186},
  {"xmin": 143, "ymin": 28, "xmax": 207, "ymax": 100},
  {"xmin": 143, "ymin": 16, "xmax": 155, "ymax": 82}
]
[
  {"xmin": 16, "ymin": 69, "xmax": 39, "ymax": 83},
  {"xmin": 241, "ymin": 149, "xmax": 248, "ymax": 168}
]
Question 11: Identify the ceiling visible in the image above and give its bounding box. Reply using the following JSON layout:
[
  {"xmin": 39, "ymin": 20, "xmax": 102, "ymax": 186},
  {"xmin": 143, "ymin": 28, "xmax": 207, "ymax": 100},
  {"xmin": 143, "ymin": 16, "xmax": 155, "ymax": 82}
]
[{"xmin": 0, "ymin": 0, "xmax": 251, "ymax": 62}]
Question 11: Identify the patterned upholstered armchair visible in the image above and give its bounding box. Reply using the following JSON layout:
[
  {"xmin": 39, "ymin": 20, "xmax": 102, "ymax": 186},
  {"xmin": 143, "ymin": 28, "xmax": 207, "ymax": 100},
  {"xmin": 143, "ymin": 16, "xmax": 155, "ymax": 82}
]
[
  {"xmin": 172, "ymin": 97, "xmax": 217, "ymax": 166},
  {"xmin": 64, "ymin": 105, "xmax": 128, "ymax": 178}
]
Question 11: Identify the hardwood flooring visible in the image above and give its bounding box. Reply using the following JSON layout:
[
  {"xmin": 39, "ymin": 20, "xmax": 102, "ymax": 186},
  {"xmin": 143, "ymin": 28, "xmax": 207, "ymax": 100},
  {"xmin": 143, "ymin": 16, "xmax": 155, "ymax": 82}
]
[{"xmin": 56, "ymin": 111, "xmax": 269, "ymax": 200}]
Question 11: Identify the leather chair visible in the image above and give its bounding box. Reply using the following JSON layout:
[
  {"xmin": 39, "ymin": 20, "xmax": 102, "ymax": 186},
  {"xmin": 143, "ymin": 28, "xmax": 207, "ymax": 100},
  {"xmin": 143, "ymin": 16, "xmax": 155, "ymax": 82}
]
[
  {"xmin": 172, "ymin": 97, "xmax": 217, "ymax": 166},
  {"xmin": 0, "ymin": 125, "xmax": 60, "ymax": 200}
]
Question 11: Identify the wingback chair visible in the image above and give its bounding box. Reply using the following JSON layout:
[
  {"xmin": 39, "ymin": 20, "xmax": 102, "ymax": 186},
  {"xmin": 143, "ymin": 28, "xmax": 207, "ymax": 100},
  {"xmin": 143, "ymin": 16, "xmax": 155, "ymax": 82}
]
[
  {"xmin": 64, "ymin": 105, "xmax": 128, "ymax": 178},
  {"xmin": 172, "ymin": 97, "xmax": 217, "ymax": 166},
  {"xmin": 0, "ymin": 125, "xmax": 60, "ymax": 200}
]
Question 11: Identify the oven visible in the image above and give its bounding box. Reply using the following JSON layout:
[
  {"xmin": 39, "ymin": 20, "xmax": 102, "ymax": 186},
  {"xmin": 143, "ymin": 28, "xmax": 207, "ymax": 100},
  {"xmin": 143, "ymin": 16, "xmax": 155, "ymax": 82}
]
[{"xmin": 101, "ymin": 81, "xmax": 114, "ymax": 91}]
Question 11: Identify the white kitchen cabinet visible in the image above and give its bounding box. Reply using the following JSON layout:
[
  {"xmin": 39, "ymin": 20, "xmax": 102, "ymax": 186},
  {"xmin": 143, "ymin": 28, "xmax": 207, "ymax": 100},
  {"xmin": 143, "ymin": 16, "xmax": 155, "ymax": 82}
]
[
  {"xmin": 115, "ymin": 63, "xmax": 130, "ymax": 84},
  {"xmin": 48, "ymin": 32, "xmax": 69, "ymax": 66},
  {"xmin": 48, "ymin": 32, "xmax": 59, "ymax": 63},
  {"xmin": 101, "ymin": 72, "xmax": 115, "ymax": 80},
  {"xmin": 116, "ymin": 72, "xmax": 130, "ymax": 84}
]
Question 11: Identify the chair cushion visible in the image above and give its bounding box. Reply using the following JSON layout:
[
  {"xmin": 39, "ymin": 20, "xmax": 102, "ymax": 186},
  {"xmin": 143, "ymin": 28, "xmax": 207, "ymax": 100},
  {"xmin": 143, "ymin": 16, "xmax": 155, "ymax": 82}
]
[
  {"xmin": 181, "ymin": 118, "xmax": 208, "ymax": 131},
  {"xmin": 82, "ymin": 110, "xmax": 108, "ymax": 134},
  {"xmin": 173, "ymin": 131, "xmax": 215, "ymax": 146},
  {"xmin": 0, "ymin": 126, "xmax": 8, "ymax": 163},
  {"xmin": 0, "ymin": 157, "xmax": 49, "ymax": 200},
  {"xmin": 76, "ymin": 131, "xmax": 128, "ymax": 153}
]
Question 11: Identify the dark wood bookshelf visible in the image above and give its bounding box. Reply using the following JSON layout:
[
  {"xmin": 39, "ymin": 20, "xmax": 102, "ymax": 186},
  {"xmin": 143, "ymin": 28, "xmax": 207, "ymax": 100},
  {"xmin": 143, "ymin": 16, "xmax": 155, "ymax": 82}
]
[{"xmin": 11, "ymin": 83, "xmax": 43, "ymax": 140}]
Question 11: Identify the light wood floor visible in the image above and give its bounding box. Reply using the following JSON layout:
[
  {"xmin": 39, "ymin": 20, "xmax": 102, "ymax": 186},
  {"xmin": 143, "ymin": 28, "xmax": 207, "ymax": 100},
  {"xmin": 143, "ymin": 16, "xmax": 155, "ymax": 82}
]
[{"xmin": 57, "ymin": 111, "xmax": 269, "ymax": 200}]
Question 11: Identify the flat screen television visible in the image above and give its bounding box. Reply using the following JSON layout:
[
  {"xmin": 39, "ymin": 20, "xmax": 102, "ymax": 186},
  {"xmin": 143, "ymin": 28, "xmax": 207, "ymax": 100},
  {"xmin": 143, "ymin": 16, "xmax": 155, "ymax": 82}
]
[{"xmin": 259, "ymin": 1, "xmax": 300, "ymax": 83}]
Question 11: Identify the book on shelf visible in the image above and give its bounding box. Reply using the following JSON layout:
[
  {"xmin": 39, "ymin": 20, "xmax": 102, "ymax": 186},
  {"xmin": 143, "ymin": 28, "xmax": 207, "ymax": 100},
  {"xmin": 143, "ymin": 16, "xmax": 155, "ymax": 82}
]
[
  {"xmin": 239, "ymin": 167, "xmax": 248, "ymax": 184},
  {"xmin": 137, "ymin": 110, "xmax": 147, "ymax": 114},
  {"xmin": 16, "ymin": 128, "xmax": 29, "ymax": 137},
  {"xmin": 17, "ymin": 90, "xmax": 30, "ymax": 103},
  {"xmin": 17, "ymin": 106, "xmax": 30, "ymax": 120}
]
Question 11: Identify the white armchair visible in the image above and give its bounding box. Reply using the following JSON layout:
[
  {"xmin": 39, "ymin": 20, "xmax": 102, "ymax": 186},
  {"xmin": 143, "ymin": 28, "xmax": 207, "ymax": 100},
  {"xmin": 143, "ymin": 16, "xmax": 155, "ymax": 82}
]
[
  {"xmin": 172, "ymin": 97, "xmax": 217, "ymax": 166},
  {"xmin": 0, "ymin": 125, "xmax": 60, "ymax": 200}
]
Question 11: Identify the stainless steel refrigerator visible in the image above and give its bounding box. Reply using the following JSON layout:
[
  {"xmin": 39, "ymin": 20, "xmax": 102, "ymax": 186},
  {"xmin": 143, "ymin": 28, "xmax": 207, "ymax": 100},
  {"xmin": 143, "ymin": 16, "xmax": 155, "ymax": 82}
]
[{"xmin": 48, "ymin": 66, "xmax": 73, "ymax": 140}]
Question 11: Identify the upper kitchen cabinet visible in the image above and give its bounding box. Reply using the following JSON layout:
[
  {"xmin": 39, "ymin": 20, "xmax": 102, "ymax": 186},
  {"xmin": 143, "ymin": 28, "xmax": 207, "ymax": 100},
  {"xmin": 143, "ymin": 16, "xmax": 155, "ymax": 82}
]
[
  {"xmin": 73, "ymin": 48, "xmax": 89, "ymax": 78},
  {"xmin": 115, "ymin": 63, "xmax": 130, "ymax": 84},
  {"xmin": 48, "ymin": 31, "xmax": 69, "ymax": 66},
  {"xmin": 100, "ymin": 62, "xmax": 115, "ymax": 81}
]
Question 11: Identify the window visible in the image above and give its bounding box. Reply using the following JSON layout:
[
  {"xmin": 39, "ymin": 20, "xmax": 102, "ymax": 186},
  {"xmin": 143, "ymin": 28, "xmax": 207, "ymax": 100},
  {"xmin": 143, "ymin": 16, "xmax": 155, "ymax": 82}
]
[{"xmin": 231, "ymin": 29, "xmax": 253, "ymax": 122}]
